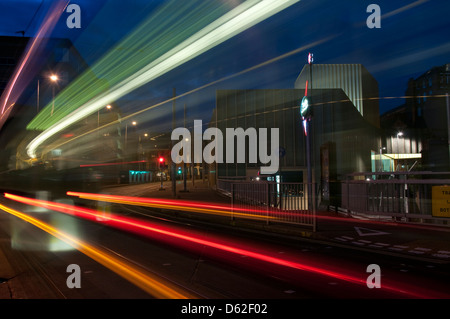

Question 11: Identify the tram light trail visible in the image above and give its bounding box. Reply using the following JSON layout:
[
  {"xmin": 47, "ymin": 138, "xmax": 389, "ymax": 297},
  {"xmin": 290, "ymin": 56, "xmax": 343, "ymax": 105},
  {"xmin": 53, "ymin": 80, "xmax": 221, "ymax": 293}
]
[
  {"xmin": 4, "ymin": 192, "xmax": 441, "ymax": 299},
  {"xmin": 26, "ymin": 0, "xmax": 300, "ymax": 159},
  {"xmin": 37, "ymin": 36, "xmax": 334, "ymax": 156}
]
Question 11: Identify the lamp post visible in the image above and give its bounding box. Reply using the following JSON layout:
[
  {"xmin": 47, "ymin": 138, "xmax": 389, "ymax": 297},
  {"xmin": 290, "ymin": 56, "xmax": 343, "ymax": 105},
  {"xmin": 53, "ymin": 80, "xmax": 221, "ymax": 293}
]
[
  {"xmin": 37, "ymin": 74, "xmax": 58, "ymax": 114},
  {"xmin": 125, "ymin": 120, "xmax": 137, "ymax": 156},
  {"xmin": 180, "ymin": 103, "xmax": 189, "ymax": 193},
  {"xmin": 379, "ymin": 146, "xmax": 386, "ymax": 172},
  {"xmin": 37, "ymin": 78, "xmax": 39, "ymax": 114},
  {"xmin": 49, "ymin": 74, "xmax": 58, "ymax": 116},
  {"xmin": 98, "ymin": 104, "xmax": 112, "ymax": 136},
  {"xmin": 396, "ymin": 132, "xmax": 403, "ymax": 171}
]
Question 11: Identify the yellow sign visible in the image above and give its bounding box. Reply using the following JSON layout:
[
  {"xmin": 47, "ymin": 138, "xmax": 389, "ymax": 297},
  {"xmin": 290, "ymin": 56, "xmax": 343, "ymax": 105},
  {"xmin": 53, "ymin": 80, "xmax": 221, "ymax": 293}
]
[{"xmin": 432, "ymin": 186, "xmax": 450, "ymax": 217}]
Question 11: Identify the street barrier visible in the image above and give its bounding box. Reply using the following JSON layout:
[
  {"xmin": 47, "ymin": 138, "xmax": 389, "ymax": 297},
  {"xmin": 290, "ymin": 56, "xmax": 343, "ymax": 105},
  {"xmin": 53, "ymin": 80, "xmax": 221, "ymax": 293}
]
[
  {"xmin": 217, "ymin": 179, "xmax": 316, "ymax": 230},
  {"xmin": 341, "ymin": 172, "xmax": 450, "ymax": 226}
]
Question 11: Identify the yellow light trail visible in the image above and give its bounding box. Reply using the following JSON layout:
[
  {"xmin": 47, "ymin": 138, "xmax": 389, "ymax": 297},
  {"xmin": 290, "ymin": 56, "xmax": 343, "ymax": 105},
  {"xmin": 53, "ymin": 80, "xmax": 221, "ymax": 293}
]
[
  {"xmin": 0, "ymin": 203, "xmax": 196, "ymax": 299},
  {"xmin": 67, "ymin": 191, "xmax": 276, "ymax": 222}
]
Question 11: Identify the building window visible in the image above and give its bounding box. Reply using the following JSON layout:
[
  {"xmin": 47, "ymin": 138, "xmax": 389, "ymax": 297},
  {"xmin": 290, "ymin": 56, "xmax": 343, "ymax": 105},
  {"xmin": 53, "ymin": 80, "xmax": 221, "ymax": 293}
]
[
  {"xmin": 417, "ymin": 107, "xmax": 422, "ymax": 117},
  {"xmin": 429, "ymin": 77, "xmax": 432, "ymax": 87}
]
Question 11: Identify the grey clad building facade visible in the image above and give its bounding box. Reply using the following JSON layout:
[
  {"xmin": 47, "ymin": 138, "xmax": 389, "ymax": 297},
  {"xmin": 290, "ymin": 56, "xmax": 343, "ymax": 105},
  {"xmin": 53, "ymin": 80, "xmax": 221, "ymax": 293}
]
[
  {"xmin": 295, "ymin": 64, "xmax": 380, "ymax": 128},
  {"xmin": 210, "ymin": 63, "xmax": 381, "ymax": 206}
]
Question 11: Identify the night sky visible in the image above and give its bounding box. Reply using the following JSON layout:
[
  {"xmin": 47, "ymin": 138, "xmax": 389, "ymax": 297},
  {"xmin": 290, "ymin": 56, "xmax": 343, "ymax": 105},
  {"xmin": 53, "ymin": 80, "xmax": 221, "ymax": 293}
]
[{"xmin": 0, "ymin": 0, "xmax": 449, "ymax": 126}]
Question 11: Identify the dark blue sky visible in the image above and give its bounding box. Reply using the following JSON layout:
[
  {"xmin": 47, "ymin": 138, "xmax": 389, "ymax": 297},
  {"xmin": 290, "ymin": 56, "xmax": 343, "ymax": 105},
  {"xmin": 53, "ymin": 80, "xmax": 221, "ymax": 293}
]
[{"xmin": 1, "ymin": 0, "xmax": 449, "ymax": 124}]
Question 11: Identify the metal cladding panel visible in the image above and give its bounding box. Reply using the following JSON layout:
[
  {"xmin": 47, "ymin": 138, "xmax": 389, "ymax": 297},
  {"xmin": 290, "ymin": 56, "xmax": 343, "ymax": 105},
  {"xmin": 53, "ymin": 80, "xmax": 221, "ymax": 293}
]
[{"xmin": 294, "ymin": 64, "xmax": 378, "ymax": 126}]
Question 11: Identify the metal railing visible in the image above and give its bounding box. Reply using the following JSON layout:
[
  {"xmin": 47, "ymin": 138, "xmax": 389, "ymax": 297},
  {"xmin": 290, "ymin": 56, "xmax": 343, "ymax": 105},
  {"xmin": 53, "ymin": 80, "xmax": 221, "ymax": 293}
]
[
  {"xmin": 218, "ymin": 179, "xmax": 316, "ymax": 230},
  {"xmin": 341, "ymin": 172, "xmax": 450, "ymax": 226}
]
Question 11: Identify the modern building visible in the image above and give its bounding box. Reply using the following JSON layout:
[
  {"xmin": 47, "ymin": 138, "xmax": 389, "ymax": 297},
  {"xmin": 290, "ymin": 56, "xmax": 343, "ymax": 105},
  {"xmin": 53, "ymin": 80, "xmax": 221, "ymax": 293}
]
[
  {"xmin": 295, "ymin": 64, "xmax": 380, "ymax": 128},
  {"xmin": 405, "ymin": 63, "xmax": 450, "ymax": 171},
  {"xmin": 380, "ymin": 63, "xmax": 450, "ymax": 172},
  {"xmin": 211, "ymin": 89, "xmax": 381, "ymax": 207}
]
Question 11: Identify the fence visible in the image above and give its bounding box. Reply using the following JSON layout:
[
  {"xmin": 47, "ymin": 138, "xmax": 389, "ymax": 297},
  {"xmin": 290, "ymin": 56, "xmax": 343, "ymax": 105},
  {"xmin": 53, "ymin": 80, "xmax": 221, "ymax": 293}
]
[
  {"xmin": 217, "ymin": 179, "xmax": 316, "ymax": 230},
  {"xmin": 342, "ymin": 172, "xmax": 450, "ymax": 226}
]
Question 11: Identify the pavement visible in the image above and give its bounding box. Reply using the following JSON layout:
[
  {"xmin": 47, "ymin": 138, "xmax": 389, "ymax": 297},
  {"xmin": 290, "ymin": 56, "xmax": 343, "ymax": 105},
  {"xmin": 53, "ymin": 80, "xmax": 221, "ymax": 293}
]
[{"xmin": 98, "ymin": 179, "xmax": 450, "ymax": 265}]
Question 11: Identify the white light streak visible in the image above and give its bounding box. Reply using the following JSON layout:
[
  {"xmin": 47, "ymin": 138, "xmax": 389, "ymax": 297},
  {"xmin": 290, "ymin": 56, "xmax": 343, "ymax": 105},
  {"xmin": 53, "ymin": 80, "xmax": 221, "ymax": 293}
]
[{"xmin": 26, "ymin": 0, "xmax": 300, "ymax": 158}]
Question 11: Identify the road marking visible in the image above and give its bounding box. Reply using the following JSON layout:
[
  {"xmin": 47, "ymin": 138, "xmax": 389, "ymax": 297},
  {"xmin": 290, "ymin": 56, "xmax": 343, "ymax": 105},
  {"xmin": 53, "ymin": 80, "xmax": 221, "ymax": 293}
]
[
  {"xmin": 388, "ymin": 247, "xmax": 404, "ymax": 251},
  {"xmin": 354, "ymin": 227, "xmax": 390, "ymax": 237},
  {"xmin": 408, "ymin": 250, "xmax": 425, "ymax": 254},
  {"xmin": 413, "ymin": 247, "xmax": 431, "ymax": 251},
  {"xmin": 438, "ymin": 250, "xmax": 450, "ymax": 254},
  {"xmin": 433, "ymin": 254, "xmax": 450, "ymax": 258},
  {"xmin": 393, "ymin": 245, "xmax": 409, "ymax": 249},
  {"xmin": 342, "ymin": 236, "xmax": 354, "ymax": 240},
  {"xmin": 374, "ymin": 242, "xmax": 390, "ymax": 246},
  {"xmin": 284, "ymin": 290, "xmax": 295, "ymax": 294},
  {"xmin": 357, "ymin": 240, "xmax": 372, "ymax": 244}
]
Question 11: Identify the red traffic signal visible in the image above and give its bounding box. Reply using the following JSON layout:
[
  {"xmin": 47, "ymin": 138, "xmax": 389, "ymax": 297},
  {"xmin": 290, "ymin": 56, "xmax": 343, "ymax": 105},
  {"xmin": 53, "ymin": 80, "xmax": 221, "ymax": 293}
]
[{"xmin": 158, "ymin": 157, "xmax": 165, "ymax": 169}]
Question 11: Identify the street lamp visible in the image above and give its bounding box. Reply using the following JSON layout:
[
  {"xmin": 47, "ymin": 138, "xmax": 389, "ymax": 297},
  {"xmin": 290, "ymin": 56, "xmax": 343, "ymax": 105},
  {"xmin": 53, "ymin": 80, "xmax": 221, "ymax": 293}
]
[
  {"xmin": 125, "ymin": 120, "xmax": 137, "ymax": 154},
  {"xmin": 49, "ymin": 74, "xmax": 58, "ymax": 116},
  {"xmin": 396, "ymin": 132, "xmax": 403, "ymax": 171},
  {"xmin": 37, "ymin": 74, "xmax": 58, "ymax": 114},
  {"xmin": 98, "ymin": 104, "xmax": 112, "ymax": 133},
  {"xmin": 379, "ymin": 146, "xmax": 386, "ymax": 172}
]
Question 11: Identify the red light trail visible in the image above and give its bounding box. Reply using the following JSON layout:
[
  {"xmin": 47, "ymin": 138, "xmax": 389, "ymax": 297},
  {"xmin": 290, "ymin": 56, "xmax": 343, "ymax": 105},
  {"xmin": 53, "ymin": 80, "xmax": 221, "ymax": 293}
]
[{"xmin": 4, "ymin": 192, "xmax": 444, "ymax": 299}]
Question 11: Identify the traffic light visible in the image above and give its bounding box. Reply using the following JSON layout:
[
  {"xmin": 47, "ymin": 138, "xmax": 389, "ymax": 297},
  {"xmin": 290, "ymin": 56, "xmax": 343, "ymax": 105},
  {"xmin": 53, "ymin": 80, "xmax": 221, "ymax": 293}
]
[
  {"xmin": 158, "ymin": 157, "xmax": 165, "ymax": 169},
  {"xmin": 300, "ymin": 96, "xmax": 312, "ymax": 119},
  {"xmin": 177, "ymin": 167, "xmax": 182, "ymax": 174}
]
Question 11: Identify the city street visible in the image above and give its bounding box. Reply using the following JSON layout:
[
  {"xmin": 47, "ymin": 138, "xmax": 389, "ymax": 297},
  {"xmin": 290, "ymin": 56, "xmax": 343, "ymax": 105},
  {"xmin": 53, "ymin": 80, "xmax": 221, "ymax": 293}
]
[
  {"xmin": 0, "ymin": 0, "xmax": 449, "ymax": 311},
  {"xmin": 1, "ymin": 180, "xmax": 449, "ymax": 303}
]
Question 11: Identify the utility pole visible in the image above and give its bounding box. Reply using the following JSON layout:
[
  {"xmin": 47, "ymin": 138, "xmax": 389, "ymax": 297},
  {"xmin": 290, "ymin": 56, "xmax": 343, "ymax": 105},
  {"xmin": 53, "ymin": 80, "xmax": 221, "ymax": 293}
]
[
  {"xmin": 300, "ymin": 53, "xmax": 315, "ymax": 231},
  {"xmin": 172, "ymin": 88, "xmax": 176, "ymax": 197},
  {"xmin": 447, "ymin": 93, "xmax": 450, "ymax": 165},
  {"xmin": 37, "ymin": 79, "xmax": 39, "ymax": 114},
  {"xmin": 180, "ymin": 103, "xmax": 188, "ymax": 193}
]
